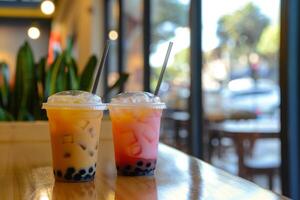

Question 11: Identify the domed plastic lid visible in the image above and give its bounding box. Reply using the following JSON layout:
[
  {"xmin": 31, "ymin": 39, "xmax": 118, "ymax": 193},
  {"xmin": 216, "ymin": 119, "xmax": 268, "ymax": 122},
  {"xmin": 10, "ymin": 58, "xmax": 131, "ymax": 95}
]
[
  {"xmin": 42, "ymin": 90, "xmax": 107, "ymax": 110},
  {"xmin": 109, "ymin": 91, "xmax": 166, "ymax": 109}
]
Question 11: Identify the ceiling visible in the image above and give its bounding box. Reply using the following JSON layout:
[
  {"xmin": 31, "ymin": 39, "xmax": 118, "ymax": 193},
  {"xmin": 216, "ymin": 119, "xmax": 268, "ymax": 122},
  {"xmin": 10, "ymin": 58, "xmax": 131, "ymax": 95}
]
[{"xmin": 0, "ymin": 0, "xmax": 42, "ymax": 7}]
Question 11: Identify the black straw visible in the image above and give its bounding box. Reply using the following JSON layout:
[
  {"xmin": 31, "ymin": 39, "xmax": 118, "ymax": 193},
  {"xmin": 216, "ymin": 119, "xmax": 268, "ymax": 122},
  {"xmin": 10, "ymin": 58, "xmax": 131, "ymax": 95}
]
[
  {"xmin": 91, "ymin": 40, "xmax": 111, "ymax": 94},
  {"xmin": 154, "ymin": 42, "xmax": 173, "ymax": 96}
]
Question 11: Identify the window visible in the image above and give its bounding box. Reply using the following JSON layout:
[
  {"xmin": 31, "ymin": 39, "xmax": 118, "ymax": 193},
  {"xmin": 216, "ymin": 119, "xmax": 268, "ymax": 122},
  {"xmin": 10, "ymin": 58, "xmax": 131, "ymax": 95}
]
[
  {"xmin": 150, "ymin": 0, "xmax": 191, "ymax": 151},
  {"xmin": 202, "ymin": 0, "xmax": 281, "ymax": 192}
]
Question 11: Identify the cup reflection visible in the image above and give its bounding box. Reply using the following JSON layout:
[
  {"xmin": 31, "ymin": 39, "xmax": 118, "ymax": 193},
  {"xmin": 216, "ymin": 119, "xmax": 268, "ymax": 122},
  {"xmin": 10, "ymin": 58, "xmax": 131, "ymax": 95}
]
[
  {"xmin": 115, "ymin": 177, "xmax": 157, "ymax": 200},
  {"xmin": 52, "ymin": 181, "xmax": 97, "ymax": 200}
]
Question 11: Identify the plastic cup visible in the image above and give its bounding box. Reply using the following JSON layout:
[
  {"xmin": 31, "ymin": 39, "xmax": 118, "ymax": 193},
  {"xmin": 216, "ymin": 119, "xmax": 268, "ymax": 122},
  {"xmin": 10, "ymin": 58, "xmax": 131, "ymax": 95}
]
[
  {"xmin": 42, "ymin": 90, "xmax": 106, "ymax": 182},
  {"xmin": 108, "ymin": 92, "xmax": 166, "ymax": 176}
]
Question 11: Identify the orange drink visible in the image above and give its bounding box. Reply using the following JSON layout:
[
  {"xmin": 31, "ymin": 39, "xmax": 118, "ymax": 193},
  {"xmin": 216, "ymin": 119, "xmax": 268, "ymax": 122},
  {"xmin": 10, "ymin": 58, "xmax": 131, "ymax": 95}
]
[{"xmin": 43, "ymin": 90, "xmax": 106, "ymax": 182}]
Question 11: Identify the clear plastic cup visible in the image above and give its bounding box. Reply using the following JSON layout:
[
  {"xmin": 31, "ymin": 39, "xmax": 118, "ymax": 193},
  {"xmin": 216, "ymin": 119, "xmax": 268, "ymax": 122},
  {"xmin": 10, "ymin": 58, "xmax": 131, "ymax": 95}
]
[
  {"xmin": 42, "ymin": 90, "xmax": 106, "ymax": 182},
  {"xmin": 108, "ymin": 92, "xmax": 166, "ymax": 176}
]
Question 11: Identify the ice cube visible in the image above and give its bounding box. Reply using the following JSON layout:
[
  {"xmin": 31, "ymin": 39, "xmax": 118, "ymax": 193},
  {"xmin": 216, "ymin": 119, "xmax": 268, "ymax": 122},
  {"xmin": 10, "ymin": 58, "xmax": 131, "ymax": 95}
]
[
  {"xmin": 79, "ymin": 120, "xmax": 89, "ymax": 130},
  {"xmin": 88, "ymin": 127, "xmax": 95, "ymax": 138},
  {"xmin": 62, "ymin": 135, "xmax": 74, "ymax": 143},
  {"xmin": 128, "ymin": 143, "xmax": 142, "ymax": 156},
  {"xmin": 133, "ymin": 122, "xmax": 159, "ymax": 143}
]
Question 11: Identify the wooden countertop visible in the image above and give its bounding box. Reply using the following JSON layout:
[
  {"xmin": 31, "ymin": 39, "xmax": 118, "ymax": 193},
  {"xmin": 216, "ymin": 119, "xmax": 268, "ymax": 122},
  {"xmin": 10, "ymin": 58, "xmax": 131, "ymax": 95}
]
[{"xmin": 0, "ymin": 122, "xmax": 288, "ymax": 200}]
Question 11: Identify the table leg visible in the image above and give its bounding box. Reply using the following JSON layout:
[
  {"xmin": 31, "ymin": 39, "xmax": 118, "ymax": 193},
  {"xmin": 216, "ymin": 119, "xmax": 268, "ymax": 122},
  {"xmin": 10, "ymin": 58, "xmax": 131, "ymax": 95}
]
[{"xmin": 233, "ymin": 136, "xmax": 246, "ymax": 177}]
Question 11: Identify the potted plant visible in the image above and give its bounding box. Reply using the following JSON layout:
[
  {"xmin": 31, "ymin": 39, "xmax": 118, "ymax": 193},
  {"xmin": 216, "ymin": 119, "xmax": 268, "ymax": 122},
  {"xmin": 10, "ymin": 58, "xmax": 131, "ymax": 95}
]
[{"xmin": 0, "ymin": 41, "xmax": 128, "ymax": 140}]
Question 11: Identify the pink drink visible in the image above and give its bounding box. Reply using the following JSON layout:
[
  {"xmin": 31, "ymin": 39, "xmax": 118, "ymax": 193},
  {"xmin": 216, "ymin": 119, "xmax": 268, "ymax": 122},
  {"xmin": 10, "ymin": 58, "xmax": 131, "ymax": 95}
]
[{"xmin": 108, "ymin": 92, "xmax": 165, "ymax": 176}]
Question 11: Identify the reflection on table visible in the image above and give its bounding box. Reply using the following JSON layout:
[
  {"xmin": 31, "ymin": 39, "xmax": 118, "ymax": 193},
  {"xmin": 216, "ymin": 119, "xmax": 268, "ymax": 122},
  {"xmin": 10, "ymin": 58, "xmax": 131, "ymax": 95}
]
[{"xmin": 53, "ymin": 182, "xmax": 97, "ymax": 200}]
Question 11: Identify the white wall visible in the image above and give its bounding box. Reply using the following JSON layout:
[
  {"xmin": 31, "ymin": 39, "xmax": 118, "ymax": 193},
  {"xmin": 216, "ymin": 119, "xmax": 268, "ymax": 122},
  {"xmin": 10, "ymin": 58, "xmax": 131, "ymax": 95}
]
[
  {"xmin": 52, "ymin": 0, "xmax": 104, "ymax": 73},
  {"xmin": 0, "ymin": 21, "xmax": 50, "ymax": 84}
]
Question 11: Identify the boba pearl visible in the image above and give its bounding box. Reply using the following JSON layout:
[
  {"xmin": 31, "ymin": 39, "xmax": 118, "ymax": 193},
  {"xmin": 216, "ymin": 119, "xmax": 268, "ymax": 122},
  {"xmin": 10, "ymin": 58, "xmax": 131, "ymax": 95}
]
[
  {"xmin": 137, "ymin": 161, "xmax": 143, "ymax": 166},
  {"xmin": 66, "ymin": 167, "xmax": 75, "ymax": 175},
  {"xmin": 73, "ymin": 173, "xmax": 82, "ymax": 181},
  {"xmin": 125, "ymin": 165, "xmax": 131, "ymax": 170},
  {"xmin": 64, "ymin": 174, "xmax": 72, "ymax": 180},
  {"xmin": 84, "ymin": 174, "xmax": 91, "ymax": 180},
  {"xmin": 54, "ymin": 165, "xmax": 97, "ymax": 181},
  {"xmin": 79, "ymin": 169, "xmax": 86, "ymax": 175},
  {"xmin": 56, "ymin": 170, "xmax": 62, "ymax": 177},
  {"xmin": 89, "ymin": 167, "xmax": 94, "ymax": 173},
  {"xmin": 116, "ymin": 159, "xmax": 156, "ymax": 176}
]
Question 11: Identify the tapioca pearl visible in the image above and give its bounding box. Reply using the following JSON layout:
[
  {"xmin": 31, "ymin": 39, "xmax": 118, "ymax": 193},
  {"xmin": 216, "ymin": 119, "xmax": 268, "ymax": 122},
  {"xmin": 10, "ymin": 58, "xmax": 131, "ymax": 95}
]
[
  {"xmin": 121, "ymin": 171, "xmax": 129, "ymax": 176},
  {"xmin": 129, "ymin": 172, "xmax": 136, "ymax": 176},
  {"xmin": 91, "ymin": 171, "xmax": 96, "ymax": 177},
  {"xmin": 56, "ymin": 170, "xmax": 62, "ymax": 177},
  {"xmin": 79, "ymin": 169, "xmax": 86, "ymax": 175},
  {"xmin": 148, "ymin": 168, "xmax": 154, "ymax": 173},
  {"xmin": 66, "ymin": 167, "xmax": 75, "ymax": 175},
  {"xmin": 89, "ymin": 167, "xmax": 94, "ymax": 173},
  {"xmin": 84, "ymin": 174, "xmax": 91, "ymax": 180},
  {"xmin": 125, "ymin": 165, "xmax": 131, "ymax": 170},
  {"xmin": 63, "ymin": 152, "xmax": 71, "ymax": 158},
  {"xmin": 73, "ymin": 173, "xmax": 82, "ymax": 181},
  {"xmin": 134, "ymin": 167, "xmax": 142, "ymax": 172},
  {"xmin": 136, "ymin": 161, "xmax": 143, "ymax": 166},
  {"xmin": 146, "ymin": 162, "xmax": 151, "ymax": 168},
  {"xmin": 64, "ymin": 174, "xmax": 72, "ymax": 180},
  {"xmin": 147, "ymin": 171, "xmax": 154, "ymax": 176}
]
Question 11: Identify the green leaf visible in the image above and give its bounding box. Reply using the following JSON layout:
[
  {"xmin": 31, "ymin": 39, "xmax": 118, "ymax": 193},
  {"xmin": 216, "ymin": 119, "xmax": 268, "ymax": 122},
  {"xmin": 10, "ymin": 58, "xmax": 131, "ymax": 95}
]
[
  {"xmin": 0, "ymin": 62, "xmax": 10, "ymax": 109},
  {"xmin": 49, "ymin": 53, "xmax": 65, "ymax": 95},
  {"xmin": 45, "ymin": 56, "xmax": 58, "ymax": 98},
  {"xmin": 79, "ymin": 55, "xmax": 98, "ymax": 91},
  {"xmin": 11, "ymin": 42, "xmax": 39, "ymax": 120},
  {"xmin": 68, "ymin": 63, "xmax": 79, "ymax": 90},
  {"xmin": 18, "ymin": 42, "xmax": 38, "ymax": 120},
  {"xmin": 0, "ymin": 107, "xmax": 14, "ymax": 121},
  {"xmin": 12, "ymin": 44, "xmax": 25, "ymax": 118},
  {"xmin": 36, "ymin": 57, "xmax": 46, "ymax": 97}
]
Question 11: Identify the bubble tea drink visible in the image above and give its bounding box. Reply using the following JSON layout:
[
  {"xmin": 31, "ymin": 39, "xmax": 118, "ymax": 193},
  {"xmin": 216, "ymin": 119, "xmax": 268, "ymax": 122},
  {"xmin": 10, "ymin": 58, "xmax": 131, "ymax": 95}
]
[
  {"xmin": 42, "ymin": 90, "xmax": 106, "ymax": 182},
  {"xmin": 108, "ymin": 92, "xmax": 166, "ymax": 176}
]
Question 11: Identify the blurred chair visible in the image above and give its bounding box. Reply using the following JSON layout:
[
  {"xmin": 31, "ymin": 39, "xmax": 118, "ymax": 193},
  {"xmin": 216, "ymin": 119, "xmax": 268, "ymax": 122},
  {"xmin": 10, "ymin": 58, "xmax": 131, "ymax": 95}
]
[
  {"xmin": 242, "ymin": 138, "xmax": 281, "ymax": 190},
  {"xmin": 206, "ymin": 110, "xmax": 257, "ymax": 161}
]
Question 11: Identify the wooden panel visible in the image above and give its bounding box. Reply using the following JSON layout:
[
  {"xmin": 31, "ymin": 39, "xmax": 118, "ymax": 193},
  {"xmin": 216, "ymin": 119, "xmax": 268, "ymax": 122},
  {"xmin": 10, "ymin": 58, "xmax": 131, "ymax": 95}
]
[{"xmin": 0, "ymin": 119, "xmax": 113, "ymax": 141}]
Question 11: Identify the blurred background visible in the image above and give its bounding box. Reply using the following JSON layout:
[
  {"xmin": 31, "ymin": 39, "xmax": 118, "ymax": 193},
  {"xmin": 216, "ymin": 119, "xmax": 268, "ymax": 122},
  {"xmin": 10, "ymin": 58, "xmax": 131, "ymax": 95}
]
[{"xmin": 0, "ymin": 0, "xmax": 282, "ymax": 194}]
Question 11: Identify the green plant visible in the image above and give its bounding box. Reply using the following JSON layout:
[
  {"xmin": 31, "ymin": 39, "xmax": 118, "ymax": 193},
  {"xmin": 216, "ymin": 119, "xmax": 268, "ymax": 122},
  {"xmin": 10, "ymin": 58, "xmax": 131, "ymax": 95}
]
[
  {"xmin": 0, "ymin": 41, "xmax": 129, "ymax": 121},
  {"xmin": 0, "ymin": 62, "xmax": 13, "ymax": 120}
]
